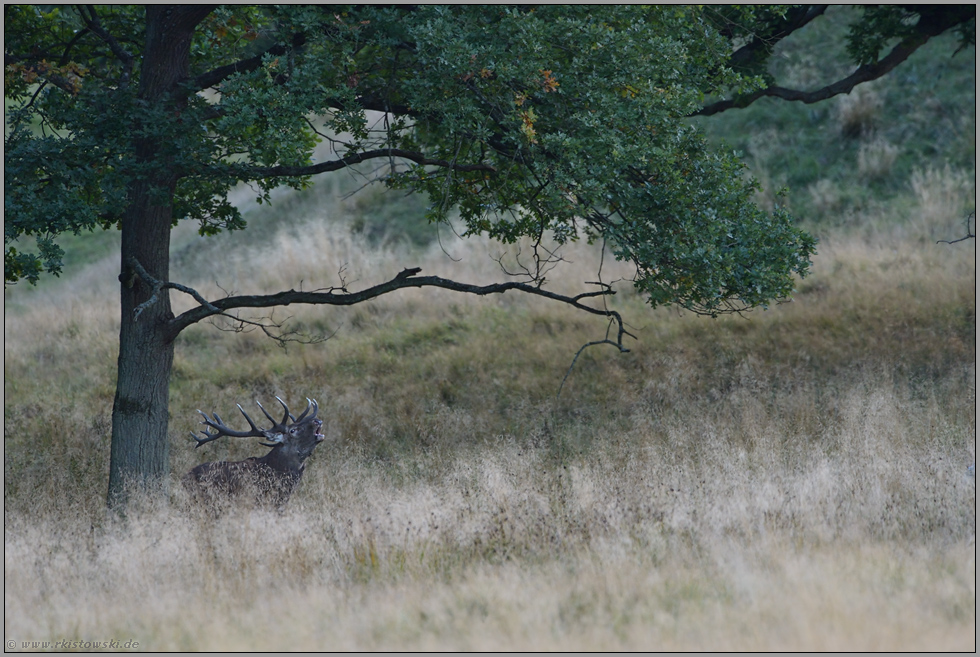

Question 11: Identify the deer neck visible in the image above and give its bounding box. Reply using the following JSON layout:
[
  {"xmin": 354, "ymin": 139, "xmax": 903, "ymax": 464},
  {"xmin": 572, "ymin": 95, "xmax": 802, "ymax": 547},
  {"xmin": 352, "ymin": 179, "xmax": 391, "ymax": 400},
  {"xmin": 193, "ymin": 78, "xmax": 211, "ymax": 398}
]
[{"xmin": 259, "ymin": 446, "xmax": 305, "ymax": 478}]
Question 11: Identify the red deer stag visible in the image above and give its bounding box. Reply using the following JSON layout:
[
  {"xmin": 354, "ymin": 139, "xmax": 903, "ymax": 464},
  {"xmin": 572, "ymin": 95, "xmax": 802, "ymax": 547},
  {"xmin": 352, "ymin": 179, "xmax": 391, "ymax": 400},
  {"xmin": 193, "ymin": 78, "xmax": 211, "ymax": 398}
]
[{"xmin": 184, "ymin": 397, "xmax": 324, "ymax": 509}]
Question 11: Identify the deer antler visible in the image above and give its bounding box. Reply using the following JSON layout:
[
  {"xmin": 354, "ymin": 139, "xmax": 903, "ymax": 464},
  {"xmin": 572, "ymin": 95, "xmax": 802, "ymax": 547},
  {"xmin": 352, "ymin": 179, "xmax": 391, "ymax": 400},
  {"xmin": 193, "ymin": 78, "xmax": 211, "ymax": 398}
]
[
  {"xmin": 254, "ymin": 397, "xmax": 292, "ymax": 430},
  {"xmin": 293, "ymin": 398, "xmax": 318, "ymax": 423},
  {"xmin": 191, "ymin": 401, "xmax": 288, "ymax": 448}
]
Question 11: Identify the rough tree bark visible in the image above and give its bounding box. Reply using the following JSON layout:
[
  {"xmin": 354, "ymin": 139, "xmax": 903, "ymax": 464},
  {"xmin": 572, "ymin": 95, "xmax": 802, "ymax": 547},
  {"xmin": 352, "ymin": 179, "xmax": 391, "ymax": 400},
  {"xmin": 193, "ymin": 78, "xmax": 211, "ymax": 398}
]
[{"xmin": 107, "ymin": 6, "xmax": 214, "ymax": 507}]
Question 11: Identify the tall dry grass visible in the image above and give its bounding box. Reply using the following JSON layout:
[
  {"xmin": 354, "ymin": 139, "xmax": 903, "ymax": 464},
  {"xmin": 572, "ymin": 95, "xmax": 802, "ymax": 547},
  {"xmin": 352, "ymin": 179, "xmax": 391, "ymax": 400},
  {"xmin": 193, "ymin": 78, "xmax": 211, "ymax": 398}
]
[
  {"xmin": 4, "ymin": 166, "xmax": 976, "ymax": 650},
  {"xmin": 5, "ymin": 368, "xmax": 975, "ymax": 650}
]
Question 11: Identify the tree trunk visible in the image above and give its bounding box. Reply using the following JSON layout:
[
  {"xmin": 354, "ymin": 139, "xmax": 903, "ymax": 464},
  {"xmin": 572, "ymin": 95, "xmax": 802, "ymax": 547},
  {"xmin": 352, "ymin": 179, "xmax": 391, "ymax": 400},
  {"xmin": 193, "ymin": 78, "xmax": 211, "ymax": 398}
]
[
  {"xmin": 106, "ymin": 6, "xmax": 213, "ymax": 507},
  {"xmin": 107, "ymin": 196, "xmax": 176, "ymax": 507}
]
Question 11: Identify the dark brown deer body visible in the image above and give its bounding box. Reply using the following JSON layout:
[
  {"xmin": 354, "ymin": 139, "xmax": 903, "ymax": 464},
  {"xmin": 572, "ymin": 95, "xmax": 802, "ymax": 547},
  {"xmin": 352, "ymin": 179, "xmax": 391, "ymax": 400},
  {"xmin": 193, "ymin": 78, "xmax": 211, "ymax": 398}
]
[{"xmin": 183, "ymin": 398, "xmax": 324, "ymax": 509}]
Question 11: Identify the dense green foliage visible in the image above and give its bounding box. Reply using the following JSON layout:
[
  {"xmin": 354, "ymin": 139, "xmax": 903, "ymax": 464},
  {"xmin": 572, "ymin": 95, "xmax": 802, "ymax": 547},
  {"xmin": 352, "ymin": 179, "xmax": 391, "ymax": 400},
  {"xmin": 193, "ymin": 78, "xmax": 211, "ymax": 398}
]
[{"xmin": 5, "ymin": 5, "xmax": 818, "ymax": 314}]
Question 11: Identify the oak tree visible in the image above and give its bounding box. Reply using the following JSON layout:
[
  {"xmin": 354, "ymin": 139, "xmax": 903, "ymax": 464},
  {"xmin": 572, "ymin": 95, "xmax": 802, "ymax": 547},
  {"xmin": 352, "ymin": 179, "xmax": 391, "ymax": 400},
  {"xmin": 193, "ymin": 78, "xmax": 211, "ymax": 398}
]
[{"xmin": 7, "ymin": 5, "xmax": 966, "ymax": 506}]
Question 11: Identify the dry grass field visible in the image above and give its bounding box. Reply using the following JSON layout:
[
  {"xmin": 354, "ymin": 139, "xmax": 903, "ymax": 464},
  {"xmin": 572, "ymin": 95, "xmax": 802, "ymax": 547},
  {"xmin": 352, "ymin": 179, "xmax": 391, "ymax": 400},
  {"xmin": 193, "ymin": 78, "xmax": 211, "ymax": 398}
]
[{"xmin": 4, "ymin": 162, "xmax": 976, "ymax": 650}]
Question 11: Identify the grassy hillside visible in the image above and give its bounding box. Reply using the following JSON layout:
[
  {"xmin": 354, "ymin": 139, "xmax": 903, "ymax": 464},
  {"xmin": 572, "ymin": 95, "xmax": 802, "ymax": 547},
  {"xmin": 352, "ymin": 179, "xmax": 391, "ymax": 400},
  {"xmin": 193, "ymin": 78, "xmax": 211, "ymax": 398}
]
[
  {"xmin": 4, "ymin": 203, "xmax": 974, "ymax": 650},
  {"xmin": 695, "ymin": 6, "xmax": 975, "ymax": 232},
  {"xmin": 4, "ymin": 7, "xmax": 975, "ymax": 651}
]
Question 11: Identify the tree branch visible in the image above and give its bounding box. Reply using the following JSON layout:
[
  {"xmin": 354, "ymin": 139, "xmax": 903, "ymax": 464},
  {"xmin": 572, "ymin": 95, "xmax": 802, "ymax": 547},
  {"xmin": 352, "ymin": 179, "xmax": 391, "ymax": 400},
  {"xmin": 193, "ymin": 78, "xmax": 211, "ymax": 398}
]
[
  {"xmin": 206, "ymin": 307, "xmax": 339, "ymax": 349},
  {"xmin": 721, "ymin": 5, "xmax": 829, "ymax": 73},
  {"xmin": 695, "ymin": 6, "xmax": 968, "ymax": 116},
  {"xmin": 191, "ymin": 52, "xmax": 413, "ymax": 117},
  {"xmin": 76, "ymin": 5, "xmax": 134, "ymax": 87},
  {"xmin": 128, "ymin": 257, "xmax": 219, "ymax": 322},
  {"xmin": 245, "ymin": 148, "xmax": 495, "ymax": 178},
  {"xmin": 937, "ymin": 212, "xmax": 976, "ymax": 245},
  {"xmin": 697, "ymin": 33, "xmax": 926, "ymax": 115},
  {"xmin": 557, "ymin": 339, "xmax": 625, "ymax": 399},
  {"xmin": 190, "ymin": 32, "xmax": 306, "ymax": 92},
  {"xmin": 165, "ymin": 267, "xmax": 636, "ymax": 350}
]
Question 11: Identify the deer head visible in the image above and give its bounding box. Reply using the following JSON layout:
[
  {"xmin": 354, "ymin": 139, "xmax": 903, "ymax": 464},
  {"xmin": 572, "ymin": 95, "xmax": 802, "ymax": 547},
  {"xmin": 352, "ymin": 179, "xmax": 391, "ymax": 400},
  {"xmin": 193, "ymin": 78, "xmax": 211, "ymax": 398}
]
[{"xmin": 184, "ymin": 397, "xmax": 325, "ymax": 509}]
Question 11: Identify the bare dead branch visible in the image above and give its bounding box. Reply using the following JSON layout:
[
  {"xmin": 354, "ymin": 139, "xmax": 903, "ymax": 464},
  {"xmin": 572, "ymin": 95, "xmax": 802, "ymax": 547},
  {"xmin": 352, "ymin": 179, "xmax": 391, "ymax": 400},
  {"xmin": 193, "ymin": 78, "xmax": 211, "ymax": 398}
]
[
  {"xmin": 937, "ymin": 212, "xmax": 976, "ymax": 245},
  {"xmin": 557, "ymin": 338, "xmax": 628, "ymax": 399},
  {"xmin": 556, "ymin": 276, "xmax": 633, "ymax": 398},
  {"xmin": 491, "ymin": 231, "xmax": 568, "ymax": 288},
  {"xmin": 131, "ymin": 256, "xmax": 348, "ymax": 347},
  {"xmin": 137, "ymin": 252, "xmax": 636, "ymax": 395},
  {"xmin": 128, "ymin": 257, "xmax": 220, "ymax": 321},
  {"xmin": 938, "ymin": 234, "xmax": 977, "ymax": 245},
  {"xmin": 207, "ymin": 309, "xmax": 339, "ymax": 350},
  {"xmin": 165, "ymin": 267, "xmax": 636, "ymax": 353}
]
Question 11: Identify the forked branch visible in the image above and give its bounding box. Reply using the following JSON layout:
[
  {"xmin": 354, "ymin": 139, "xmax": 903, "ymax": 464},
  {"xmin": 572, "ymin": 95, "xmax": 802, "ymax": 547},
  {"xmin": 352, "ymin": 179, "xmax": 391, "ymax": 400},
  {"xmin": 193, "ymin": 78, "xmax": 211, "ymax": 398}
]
[
  {"xmin": 127, "ymin": 257, "xmax": 219, "ymax": 321},
  {"xmin": 128, "ymin": 260, "xmax": 636, "ymax": 392},
  {"xmin": 937, "ymin": 212, "xmax": 976, "ymax": 245},
  {"xmin": 166, "ymin": 267, "xmax": 634, "ymax": 348}
]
